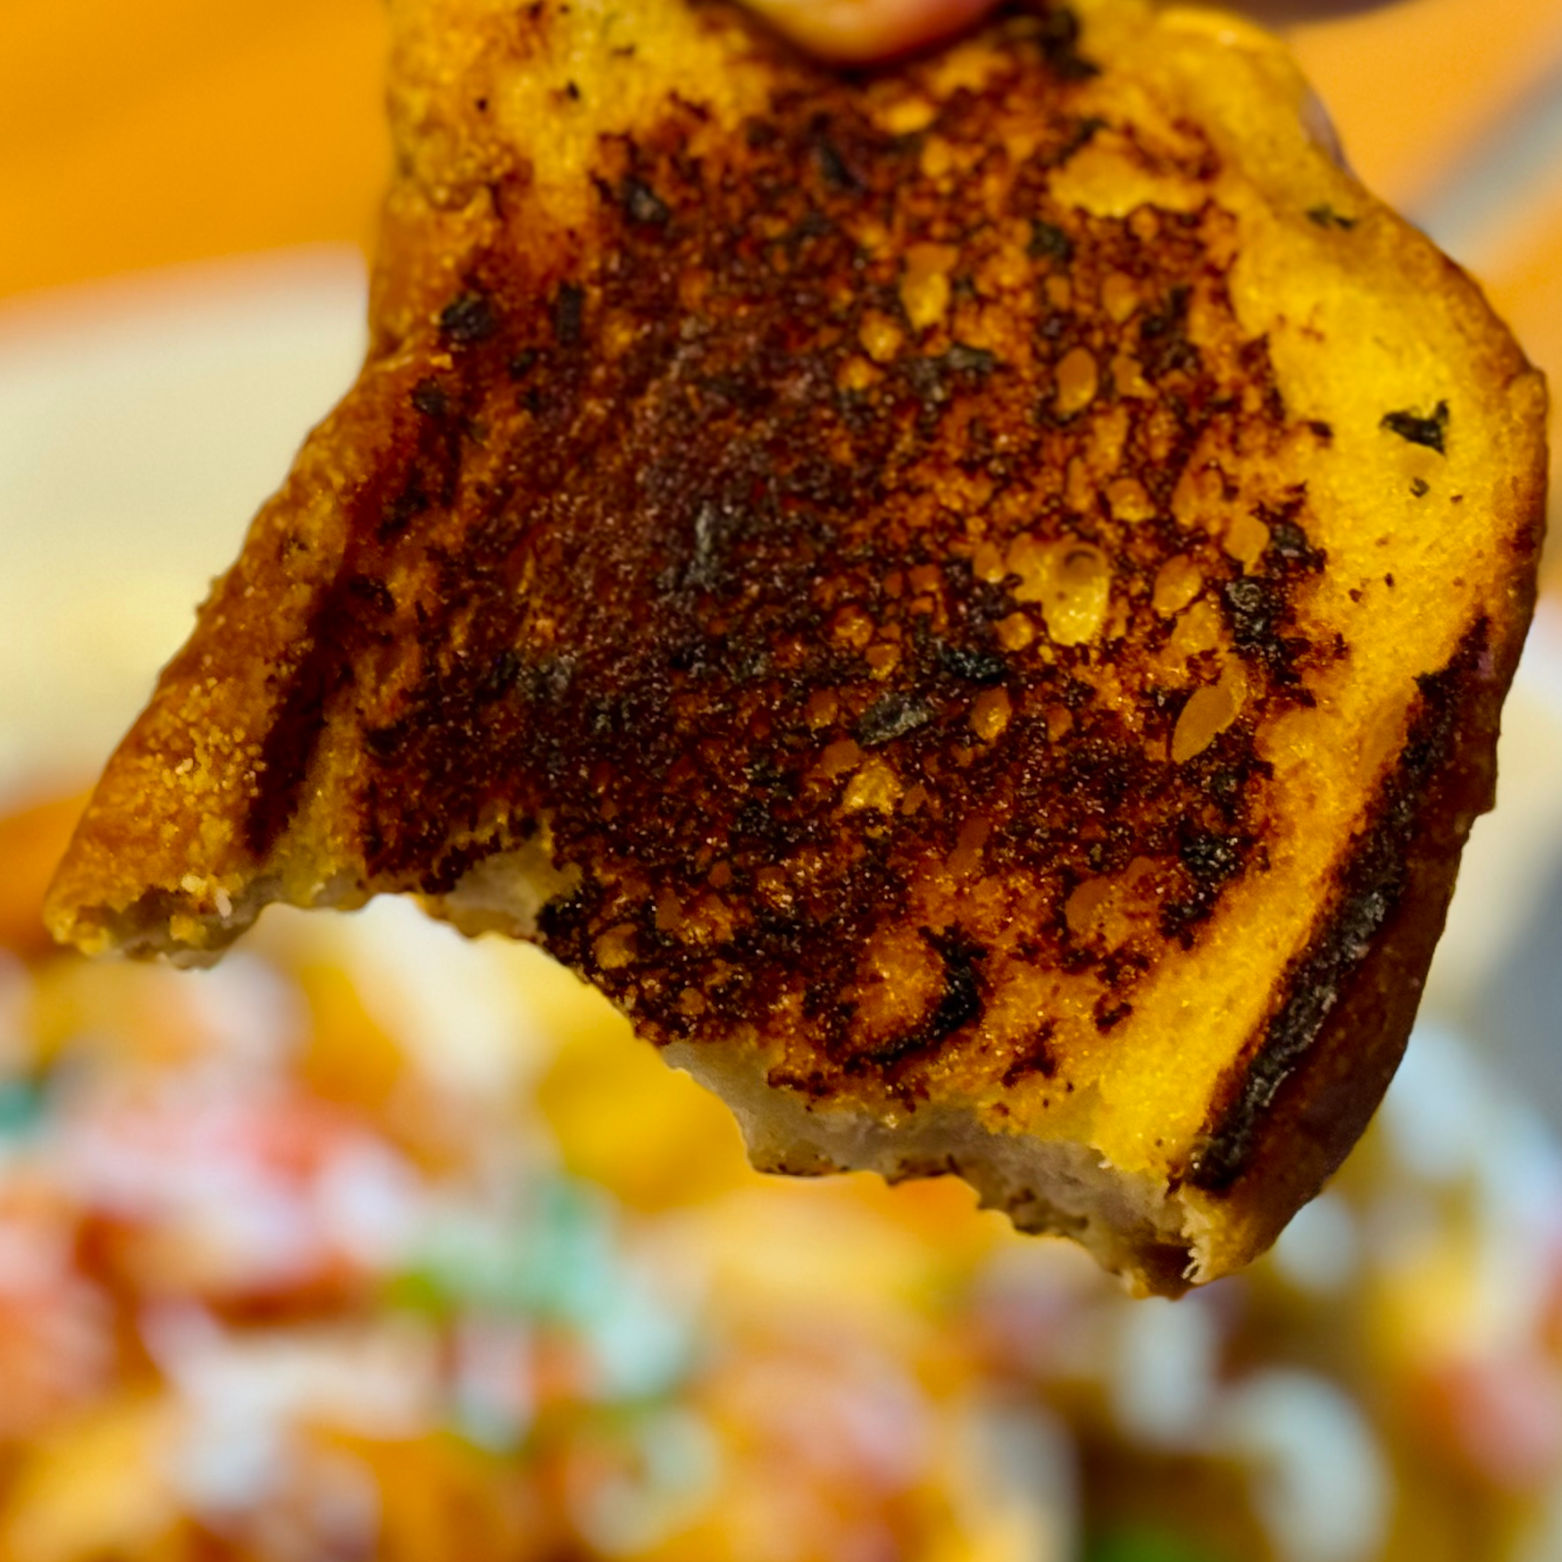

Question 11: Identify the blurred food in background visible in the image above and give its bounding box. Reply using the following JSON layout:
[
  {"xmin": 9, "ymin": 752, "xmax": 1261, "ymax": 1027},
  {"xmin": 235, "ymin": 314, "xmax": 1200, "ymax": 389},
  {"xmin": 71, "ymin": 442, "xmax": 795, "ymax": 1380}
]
[
  {"xmin": 3, "ymin": 793, "xmax": 1562, "ymax": 1562},
  {"xmin": 3, "ymin": 1, "xmax": 1562, "ymax": 1559}
]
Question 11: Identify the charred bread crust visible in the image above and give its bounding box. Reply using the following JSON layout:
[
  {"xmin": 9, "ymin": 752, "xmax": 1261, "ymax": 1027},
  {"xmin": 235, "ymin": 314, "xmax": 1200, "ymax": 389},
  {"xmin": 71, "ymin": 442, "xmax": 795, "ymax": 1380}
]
[
  {"xmin": 1181, "ymin": 551, "xmax": 1543, "ymax": 1277},
  {"xmin": 42, "ymin": 0, "xmax": 1551, "ymax": 1291}
]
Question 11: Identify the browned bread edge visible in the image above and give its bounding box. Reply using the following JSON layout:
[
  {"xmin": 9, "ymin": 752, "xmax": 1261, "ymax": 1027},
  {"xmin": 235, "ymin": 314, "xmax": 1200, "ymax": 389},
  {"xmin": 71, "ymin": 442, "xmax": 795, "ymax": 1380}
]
[{"xmin": 1178, "ymin": 490, "xmax": 1544, "ymax": 1279}]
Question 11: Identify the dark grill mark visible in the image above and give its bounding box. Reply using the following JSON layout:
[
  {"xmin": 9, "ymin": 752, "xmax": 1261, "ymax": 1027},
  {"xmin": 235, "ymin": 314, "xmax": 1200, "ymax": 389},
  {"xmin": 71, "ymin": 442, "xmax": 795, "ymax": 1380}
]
[
  {"xmin": 1001, "ymin": 1024, "xmax": 1058, "ymax": 1087},
  {"xmin": 439, "ymin": 292, "xmax": 498, "ymax": 346},
  {"xmin": 860, "ymin": 928, "xmax": 987, "ymax": 1067},
  {"xmin": 1034, "ymin": 6, "xmax": 1100, "ymax": 80},
  {"xmin": 813, "ymin": 136, "xmax": 859, "ymax": 192},
  {"xmin": 1222, "ymin": 575, "xmax": 1308, "ymax": 682},
  {"xmin": 1188, "ymin": 628, "xmax": 1486, "ymax": 1191},
  {"xmin": 1382, "ymin": 401, "xmax": 1449, "ymax": 454},
  {"xmin": 937, "ymin": 643, "xmax": 1009, "ymax": 685},
  {"xmin": 943, "ymin": 342, "xmax": 999, "ymax": 375},
  {"xmin": 246, "ymin": 582, "xmax": 355, "ymax": 857},
  {"xmin": 1179, "ymin": 829, "xmax": 1243, "ymax": 884},
  {"xmin": 1138, "ymin": 285, "xmax": 1198, "ymax": 379},
  {"xmin": 1051, "ymin": 114, "xmax": 1108, "ymax": 165},
  {"xmin": 553, "ymin": 282, "xmax": 586, "ymax": 346},
  {"xmin": 1266, "ymin": 516, "xmax": 1322, "ymax": 568},
  {"xmin": 622, "ymin": 177, "xmax": 670, "ymax": 225},
  {"xmin": 856, "ymin": 693, "xmax": 935, "ymax": 748},
  {"xmin": 411, "ymin": 379, "xmax": 449, "ymax": 419},
  {"xmin": 1028, "ymin": 219, "xmax": 1073, "ymax": 263}
]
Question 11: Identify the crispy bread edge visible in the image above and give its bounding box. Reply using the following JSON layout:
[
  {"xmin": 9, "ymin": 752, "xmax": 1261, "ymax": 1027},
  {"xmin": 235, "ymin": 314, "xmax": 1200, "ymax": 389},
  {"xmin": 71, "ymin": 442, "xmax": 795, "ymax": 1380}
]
[{"xmin": 1180, "ymin": 431, "xmax": 1547, "ymax": 1283}]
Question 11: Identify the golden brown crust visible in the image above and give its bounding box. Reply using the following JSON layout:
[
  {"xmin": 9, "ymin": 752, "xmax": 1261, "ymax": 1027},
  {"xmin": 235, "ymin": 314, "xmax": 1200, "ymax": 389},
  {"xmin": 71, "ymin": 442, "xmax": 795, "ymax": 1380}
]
[
  {"xmin": 1180, "ymin": 600, "xmax": 1536, "ymax": 1277},
  {"xmin": 46, "ymin": 0, "xmax": 1548, "ymax": 1289}
]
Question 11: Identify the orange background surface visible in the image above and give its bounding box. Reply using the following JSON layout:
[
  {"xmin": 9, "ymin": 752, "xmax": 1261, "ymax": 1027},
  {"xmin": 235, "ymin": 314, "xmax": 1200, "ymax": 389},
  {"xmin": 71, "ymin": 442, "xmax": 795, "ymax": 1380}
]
[{"xmin": 0, "ymin": 0, "xmax": 387, "ymax": 302}]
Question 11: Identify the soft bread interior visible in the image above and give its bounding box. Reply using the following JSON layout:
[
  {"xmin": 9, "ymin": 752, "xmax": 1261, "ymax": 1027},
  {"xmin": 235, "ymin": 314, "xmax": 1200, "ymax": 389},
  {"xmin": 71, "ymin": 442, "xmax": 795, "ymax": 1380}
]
[
  {"xmin": 437, "ymin": 844, "xmax": 1198, "ymax": 1294},
  {"xmin": 665, "ymin": 1040, "xmax": 1198, "ymax": 1294}
]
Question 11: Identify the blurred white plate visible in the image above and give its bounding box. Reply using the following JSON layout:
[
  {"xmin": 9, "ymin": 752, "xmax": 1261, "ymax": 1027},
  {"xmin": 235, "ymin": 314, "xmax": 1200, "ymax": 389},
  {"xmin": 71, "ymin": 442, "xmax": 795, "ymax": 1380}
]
[{"xmin": 0, "ymin": 248, "xmax": 367, "ymax": 801}]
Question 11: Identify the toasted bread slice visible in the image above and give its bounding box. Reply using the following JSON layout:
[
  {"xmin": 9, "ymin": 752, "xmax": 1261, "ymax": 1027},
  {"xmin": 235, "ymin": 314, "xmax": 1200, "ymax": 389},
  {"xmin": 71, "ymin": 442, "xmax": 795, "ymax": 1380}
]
[{"xmin": 46, "ymin": 0, "xmax": 1545, "ymax": 1292}]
